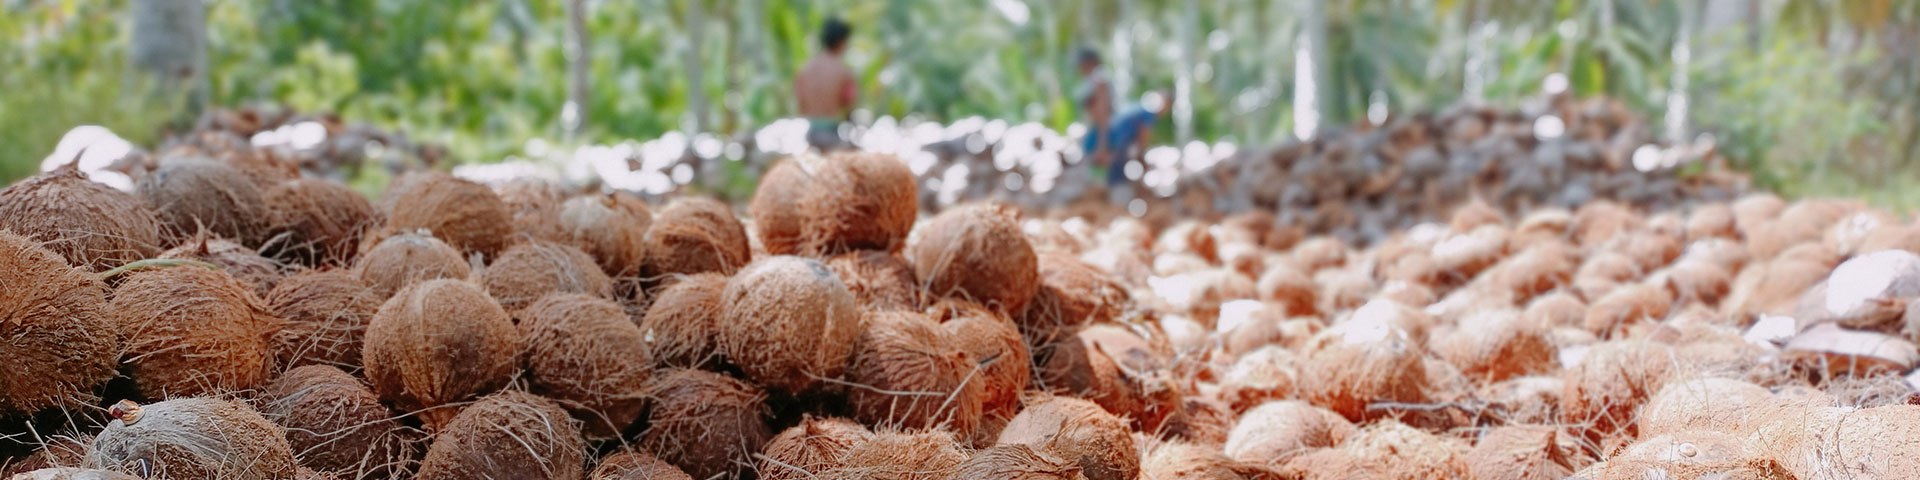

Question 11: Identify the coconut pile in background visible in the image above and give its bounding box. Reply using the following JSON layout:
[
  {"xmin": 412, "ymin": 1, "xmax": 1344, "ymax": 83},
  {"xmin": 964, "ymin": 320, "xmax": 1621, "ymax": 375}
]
[{"xmin": 3, "ymin": 100, "xmax": 1916, "ymax": 480}]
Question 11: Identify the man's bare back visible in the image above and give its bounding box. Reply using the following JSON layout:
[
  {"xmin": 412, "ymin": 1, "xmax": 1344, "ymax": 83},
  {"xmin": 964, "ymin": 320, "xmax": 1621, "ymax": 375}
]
[{"xmin": 796, "ymin": 55, "xmax": 855, "ymax": 119}]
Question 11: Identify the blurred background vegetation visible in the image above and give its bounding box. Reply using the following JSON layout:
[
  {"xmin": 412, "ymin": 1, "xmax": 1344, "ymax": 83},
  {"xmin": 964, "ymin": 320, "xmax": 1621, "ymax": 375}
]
[{"xmin": 2, "ymin": 0, "xmax": 1916, "ymax": 205}]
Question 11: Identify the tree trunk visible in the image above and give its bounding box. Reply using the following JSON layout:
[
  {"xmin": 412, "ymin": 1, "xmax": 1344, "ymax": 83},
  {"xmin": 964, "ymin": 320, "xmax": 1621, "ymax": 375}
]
[
  {"xmin": 129, "ymin": 0, "xmax": 208, "ymax": 116},
  {"xmin": 1293, "ymin": 0, "xmax": 1325, "ymax": 140},
  {"xmin": 683, "ymin": 0, "xmax": 709, "ymax": 133},
  {"xmin": 1174, "ymin": 0, "xmax": 1198, "ymax": 144},
  {"xmin": 563, "ymin": 0, "xmax": 590, "ymax": 138}
]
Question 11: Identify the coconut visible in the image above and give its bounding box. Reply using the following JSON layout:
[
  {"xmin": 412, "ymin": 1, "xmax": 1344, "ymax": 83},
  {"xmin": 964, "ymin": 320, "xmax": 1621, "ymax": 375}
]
[
  {"xmin": 260, "ymin": 365, "xmax": 418, "ymax": 479},
  {"xmin": 382, "ymin": 173, "xmax": 512, "ymax": 260},
  {"xmin": 1799, "ymin": 249, "xmax": 1920, "ymax": 333},
  {"xmin": 1449, "ymin": 196, "xmax": 1508, "ymax": 232},
  {"xmin": 554, "ymin": 193, "xmax": 652, "ymax": 278},
  {"xmin": 479, "ymin": 241, "xmax": 614, "ymax": 312},
  {"xmin": 997, "ymin": 396, "xmax": 1139, "ymax": 480},
  {"xmin": 1278, "ymin": 419, "xmax": 1465, "ymax": 480},
  {"xmin": 819, "ymin": 430, "xmax": 966, "ymax": 480},
  {"xmin": 1161, "ymin": 396, "xmax": 1236, "ymax": 447},
  {"xmin": 640, "ymin": 204, "xmax": 747, "ymax": 289},
  {"xmin": 517, "ymin": 293, "xmax": 652, "ymax": 439},
  {"xmin": 362, "ymin": 279, "xmax": 521, "ymax": 431},
  {"xmin": 1218, "ymin": 346, "xmax": 1300, "ymax": 413},
  {"xmin": 1486, "ymin": 242, "xmax": 1580, "ymax": 301},
  {"xmin": 352, "ymin": 232, "xmax": 472, "ymax": 300},
  {"xmin": 1478, "ymin": 375, "xmax": 1565, "ymax": 425},
  {"xmin": 1724, "ymin": 258, "xmax": 1830, "ymax": 318},
  {"xmin": 88, "ymin": 398, "xmax": 296, "ymax": 479},
  {"xmin": 845, "ymin": 311, "xmax": 985, "ymax": 437},
  {"xmin": 636, "ymin": 272, "xmax": 728, "ymax": 369},
  {"xmin": 591, "ymin": 449, "xmax": 691, "ymax": 480},
  {"xmin": 718, "ymin": 256, "xmax": 862, "ymax": 395},
  {"xmin": 1859, "ymin": 224, "xmax": 1920, "ymax": 255},
  {"xmin": 159, "ymin": 234, "xmax": 282, "ymax": 296},
  {"xmin": 1573, "ymin": 252, "xmax": 1643, "ymax": 301},
  {"xmin": 6, "ymin": 468, "xmax": 141, "ymax": 480},
  {"xmin": 1523, "ymin": 292, "xmax": 1587, "ymax": 329},
  {"xmin": 956, "ymin": 445, "xmax": 1084, "ymax": 480},
  {"xmin": 1435, "ymin": 309, "xmax": 1555, "ymax": 384},
  {"xmin": 1043, "ymin": 325, "xmax": 1183, "ymax": 432},
  {"xmin": 639, "ymin": 368, "xmax": 772, "ymax": 480},
  {"xmin": 1582, "ymin": 282, "xmax": 1672, "ymax": 338},
  {"xmin": 1, "ymin": 435, "xmax": 92, "ymax": 476},
  {"xmin": 1155, "ymin": 221, "xmax": 1220, "ymax": 264},
  {"xmin": 1022, "ymin": 253, "xmax": 1130, "ymax": 346},
  {"xmin": 1658, "ymin": 260, "xmax": 1732, "ymax": 307},
  {"xmin": 1463, "ymin": 426, "xmax": 1580, "ymax": 480},
  {"xmin": 1290, "ymin": 237, "xmax": 1348, "ymax": 273},
  {"xmin": 1781, "ymin": 324, "xmax": 1919, "ymax": 379},
  {"xmin": 759, "ymin": 416, "xmax": 874, "ymax": 480},
  {"xmin": 1560, "ymin": 340, "xmax": 1676, "ymax": 440},
  {"xmin": 493, "ymin": 177, "xmax": 567, "ymax": 241},
  {"xmin": 1746, "ymin": 405, "xmax": 1920, "ymax": 479},
  {"xmin": 826, "ymin": 250, "xmax": 921, "ymax": 311},
  {"xmin": 1731, "ymin": 193, "xmax": 1786, "ymax": 237},
  {"xmin": 1637, "ymin": 377, "xmax": 1772, "ymax": 437},
  {"xmin": 1680, "ymin": 237, "xmax": 1752, "ymax": 274},
  {"xmin": 1431, "ymin": 224, "xmax": 1510, "ymax": 283},
  {"xmin": 110, "ymin": 265, "xmax": 277, "ymax": 398},
  {"xmin": 1183, "ymin": 269, "xmax": 1259, "ymax": 326},
  {"xmin": 262, "ymin": 179, "xmax": 377, "ymax": 267},
  {"xmin": 1256, "ymin": 263, "xmax": 1319, "ymax": 317},
  {"xmin": 136, "ymin": 157, "xmax": 271, "ymax": 247},
  {"xmin": 414, "ymin": 390, "xmax": 585, "ymax": 480},
  {"xmin": 266, "ymin": 269, "xmax": 380, "ymax": 371},
  {"xmin": 1297, "ymin": 316, "xmax": 1430, "ymax": 422},
  {"xmin": 1141, "ymin": 441, "xmax": 1278, "ymax": 480},
  {"xmin": 1601, "ymin": 431, "xmax": 1790, "ymax": 480},
  {"xmin": 912, "ymin": 203, "xmax": 1043, "ymax": 316},
  {"xmin": 1685, "ymin": 203, "xmax": 1738, "ymax": 240},
  {"xmin": 800, "ymin": 152, "xmax": 918, "ymax": 256},
  {"xmin": 1221, "ymin": 400, "xmax": 1353, "ymax": 468},
  {"xmin": 0, "ymin": 165, "xmax": 163, "ymax": 270},
  {"xmin": 941, "ymin": 313, "xmax": 1032, "ymax": 446},
  {"xmin": 750, "ymin": 158, "xmax": 814, "ymax": 256},
  {"xmin": 0, "ymin": 233, "xmax": 117, "ymax": 417},
  {"xmin": 1571, "ymin": 201, "xmax": 1642, "ymax": 247}
]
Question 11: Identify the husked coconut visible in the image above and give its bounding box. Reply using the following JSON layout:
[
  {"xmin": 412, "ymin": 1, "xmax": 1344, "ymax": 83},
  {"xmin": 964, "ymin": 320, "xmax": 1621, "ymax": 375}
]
[
  {"xmin": 414, "ymin": 390, "xmax": 586, "ymax": 480},
  {"xmin": 718, "ymin": 256, "xmax": 863, "ymax": 395},
  {"xmin": 997, "ymin": 396, "xmax": 1140, "ymax": 480},
  {"xmin": 911, "ymin": 203, "xmax": 1040, "ymax": 316}
]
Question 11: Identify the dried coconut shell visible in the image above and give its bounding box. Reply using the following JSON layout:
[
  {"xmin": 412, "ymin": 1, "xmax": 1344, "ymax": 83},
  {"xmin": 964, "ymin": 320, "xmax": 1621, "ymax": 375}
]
[
  {"xmin": 0, "ymin": 232, "xmax": 117, "ymax": 417},
  {"xmin": 1161, "ymin": 396, "xmax": 1235, "ymax": 447},
  {"xmin": 590, "ymin": 449, "xmax": 691, "ymax": 480},
  {"xmin": 266, "ymin": 269, "xmax": 380, "ymax": 372},
  {"xmin": 997, "ymin": 396, "xmax": 1140, "ymax": 480},
  {"xmin": 911, "ymin": 203, "xmax": 1040, "ymax": 316},
  {"xmin": 1486, "ymin": 241, "xmax": 1580, "ymax": 301},
  {"xmin": 1730, "ymin": 193, "xmax": 1785, "ymax": 237},
  {"xmin": 260, "ymin": 365, "xmax": 419, "ymax": 479},
  {"xmin": 159, "ymin": 234, "xmax": 282, "ymax": 296},
  {"xmin": 1858, "ymin": 224, "xmax": 1920, "ymax": 255},
  {"xmin": 750, "ymin": 158, "xmax": 814, "ymax": 256},
  {"xmin": 352, "ymin": 232, "xmax": 472, "ymax": 301},
  {"xmin": 111, "ymin": 265, "xmax": 278, "ymax": 398},
  {"xmin": 799, "ymin": 152, "xmax": 918, "ymax": 256},
  {"xmin": 1256, "ymin": 263, "xmax": 1318, "ymax": 317},
  {"xmin": 1573, "ymin": 251, "xmax": 1643, "ymax": 302},
  {"xmin": 362, "ymin": 279, "xmax": 521, "ymax": 431},
  {"xmin": 382, "ymin": 173, "xmax": 512, "ymax": 260},
  {"xmin": 1657, "ymin": 260, "xmax": 1731, "ymax": 307},
  {"xmin": 759, "ymin": 416, "xmax": 874, "ymax": 480},
  {"xmin": 1290, "ymin": 237, "xmax": 1348, "ymax": 273},
  {"xmin": 414, "ymin": 390, "xmax": 585, "ymax": 480},
  {"xmin": 639, "ymin": 368, "xmax": 772, "ymax": 480},
  {"xmin": 479, "ymin": 241, "xmax": 613, "ymax": 312},
  {"xmin": 1782, "ymin": 323, "xmax": 1920, "ymax": 379},
  {"xmin": 88, "ymin": 398, "xmax": 295, "ymax": 479},
  {"xmin": 1800, "ymin": 249, "xmax": 1920, "ymax": 333},
  {"xmin": 643, "ymin": 197, "xmax": 752, "ymax": 280},
  {"xmin": 1155, "ymin": 221, "xmax": 1219, "ymax": 264},
  {"xmin": 844, "ymin": 311, "xmax": 985, "ymax": 437},
  {"xmin": 1222, "ymin": 400, "xmax": 1354, "ymax": 468},
  {"xmin": 826, "ymin": 250, "xmax": 921, "ymax": 311},
  {"xmin": 1571, "ymin": 201, "xmax": 1642, "ymax": 247},
  {"xmin": 718, "ymin": 256, "xmax": 862, "ymax": 395},
  {"xmin": 262, "ymin": 178, "xmax": 377, "ymax": 267},
  {"xmin": 1140, "ymin": 441, "xmax": 1275, "ymax": 480},
  {"xmin": 637, "ymin": 272, "xmax": 728, "ymax": 369},
  {"xmin": 7, "ymin": 468, "xmax": 141, "ymax": 480},
  {"xmin": 517, "ymin": 293, "xmax": 652, "ymax": 439},
  {"xmin": 1, "ymin": 435, "xmax": 92, "ymax": 476},
  {"xmin": 1724, "ymin": 258, "xmax": 1829, "ymax": 318},
  {"xmin": 493, "ymin": 177, "xmax": 568, "ymax": 241},
  {"xmin": 0, "ymin": 165, "xmax": 163, "ymax": 270},
  {"xmin": 136, "ymin": 157, "xmax": 271, "ymax": 247}
]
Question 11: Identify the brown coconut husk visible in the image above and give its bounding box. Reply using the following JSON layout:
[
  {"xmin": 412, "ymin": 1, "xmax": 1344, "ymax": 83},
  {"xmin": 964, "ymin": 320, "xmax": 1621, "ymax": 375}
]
[
  {"xmin": 87, "ymin": 397, "xmax": 297, "ymax": 479},
  {"xmin": 1571, "ymin": 201, "xmax": 1643, "ymax": 247},
  {"xmin": 362, "ymin": 279, "xmax": 521, "ymax": 431},
  {"xmin": 818, "ymin": 430, "xmax": 967, "ymax": 480},
  {"xmin": 111, "ymin": 265, "xmax": 278, "ymax": 398},
  {"xmin": 6, "ymin": 468, "xmax": 140, "ymax": 480},
  {"xmin": 1183, "ymin": 269, "xmax": 1259, "ymax": 327},
  {"xmin": 1037, "ymin": 325, "xmax": 1184, "ymax": 433},
  {"xmin": 260, "ymin": 365, "xmax": 420, "ymax": 479},
  {"xmin": 1435, "ymin": 309, "xmax": 1555, "ymax": 384},
  {"xmin": 266, "ymin": 269, "xmax": 380, "ymax": 372},
  {"xmin": 1637, "ymin": 376, "xmax": 1772, "ymax": 437},
  {"xmin": 1290, "ymin": 237, "xmax": 1349, "ymax": 273},
  {"xmin": 159, "ymin": 233, "xmax": 283, "ymax": 296},
  {"xmin": 1582, "ymin": 283, "xmax": 1672, "ymax": 338},
  {"xmin": 414, "ymin": 390, "xmax": 586, "ymax": 480},
  {"xmin": 1449, "ymin": 196, "xmax": 1508, "ymax": 232},
  {"xmin": 1777, "ymin": 241, "xmax": 1843, "ymax": 269},
  {"xmin": 480, "ymin": 241, "xmax": 614, "ymax": 312},
  {"xmin": 759, "ymin": 416, "xmax": 874, "ymax": 480},
  {"xmin": 136, "ymin": 157, "xmax": 272, "ymax": 247},
  {"xmin": 1256, "ymin": 263, "xmax": 1319, "ymax": 317},
  {"xmin": 517, "ymin": 293, "xmax": 653, "ymax": 440},
  {"xmin": 1658, "ymin": 260, "xmax": 1731, "ymax": 307},
  {"xmin": 1464, "ymin": 426, "xmax": 1581, "ymax": 480},
  {"xmin": 1297, "ymin": 317, "xmax": 1431, "ymax": 423},
  {"xmin": 1523, "ymin": 291, "xmax": 1588, "ymax": 329},
  {"xmin": 1573, "ymin": 251, "xmax": 1643, "ymax": 302},
  {"xmin": 1724, "ymin": 258, "xmax": 1830, "ymax": 318},
  {"xmin": 553, "ymin": 192, "xmax": 652, "ymax": 278},
  {"xmin": 1859, "ymin": 224, "xmax": 1920, "ymax": 255},
  {"xmin": 956, "ymin": 444, "xmax": 1085, "ymax": 480},
  {"xmin": 1798, "ymin": 249, "xmax": 1920, "ymax": 333},
  {"xmin": 997, "ymin": 396, "xmax": 1140, "ymax": 480},
  {"xmin": 1477, "ymin": 375, "xmax": 1565, "ymax": 425},
  {"xmin": 1486, "ymin": 241, "xmax": 1580, "ymax": 302},
  {"xmin": 351, "ymin": 232, "xmax": 472, "ymax": 301},
  {"xmin": 1431, "ymin": 224, "xmax": 1511, "ymax": 284},
  {"xmin": 1141, "ymin": 441, "xmax": 1278, "ymax": 480},
  {"xmin": 1680, "ymin": 237, "xmax": 1752, "ymax": 274},
  {"xmin": 1278, "ymin": 419, "xmax": 1466, "ymax": 480},
  {"xmin": 493, "ymin": 177, "xmax": 567, "ymax": 241},
  {"xmin": 0, "ymin": 233, "xmax": 118, "ymax": 418},
  {"xmin": 639, "ymin": 368, "xmax": 772, "ymax": 480},
  {"xmin": 1560, "ymin": 340, "xmax": 1677, "ymax": 441},
  {"xmin": 826, "ymin": 250, "xmax": 922, "ymax": 311},
  {"xmin": 1601, "ymin": 431, "xmax": 1792, "ymax": 480},
  {"xmin": 1684, "ymin": 203, "xmax": 1737, "ymax": 241},
  {"xmin": 1160, "ymin": 396, "xmax": 1236, "ymax": 447},
  {"xmin": 1781, "ymin": 323, "xmax": 1919, "ymax": 380},
  {"xmin": 1155, "ymin": 221, "xmax": 1220, "ymax": 264},
  {"xmin": 750, "ymin": 158, "xmax": 814, "ymax": 256},
  {"xmin": 591, "ymin": 449, "xmax": 692, "ymax": 480},
  {"xmin": 1218, "ymin": 346, "xmax": 1300, "ymax": 414},
  {"xmin": 1221, "ymin": 400, "xmax": 1354, "ymax": 468},
  {"xmin": 1, "ymin": 435, "xmax": 92, "ymax": 476},
  {"xmin": 1603, "ymin": 232, "xmax": 1682, "ymax": 274},
  {"xmin": 1730, "ymin": 193, "xmax": 1786, "ymax": 237},
  {"xmin": 642, "ymin": 197, "xmax": 753, "ymax": 280},
  {"xmin": 1022, "ymin": 253, "xmax": 1130, "ymax": 348},
  {"xmin": 0, "ymin": 164, "xmax": 163, "ymax": 270},
  {"xmin": 1744, "ymin": 405, "xmax": 1920, "ymax": 479},
  {"xmin": 844, "ymin": 311, "xmax": 986, "ymax": 438},
  {"xmin": 941, "ymin": 313, "xmax": 1032, "ymax": 447},
  {"xmin": 800, "ymin": 152, "xmax": 919, "ymax": 256},
  {"xmin": 261, "ymin": 178, "xmax": 377, "ymax": 268},
  {"xmin": 382, "ymin": 173, "xmax": 512, "ymax": 260},
  {"xmin": 637, "ymin": 272, "xmax": 729, "ymax": 369},
  {"xmin": 718, "ymin": 256, "xmax": 862, "ymax": 395},
  {"xmin": 912, "ymin": 203, "xmax": 1041, "ymax": 317}
]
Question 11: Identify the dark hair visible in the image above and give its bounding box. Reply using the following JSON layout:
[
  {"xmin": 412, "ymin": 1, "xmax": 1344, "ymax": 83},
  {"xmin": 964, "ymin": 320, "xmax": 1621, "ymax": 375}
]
[
  {"xmin": 821, "ymin": 17, "xmax": 852, "ymax": 50},
  {"xmin": 1076, "ymin": 47, "xmax": 1102, "ymax": 67}
]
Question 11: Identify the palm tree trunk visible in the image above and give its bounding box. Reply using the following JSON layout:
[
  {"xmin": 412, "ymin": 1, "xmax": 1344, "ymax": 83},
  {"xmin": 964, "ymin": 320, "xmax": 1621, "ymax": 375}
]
[
  {"xmin": 129, "ymin": 0, "xmax": 208, "ymax": 117},
  {"xmin": 683, "ymin": 0, "xmax": 709, "ymax": 133},
  {"xmin": 1293, "ymin": 0, "xmax": 1325, "ymax": 140},
  {"xmin": 563, "ymin": 0, "xmax": 590, "ymax": 138}
]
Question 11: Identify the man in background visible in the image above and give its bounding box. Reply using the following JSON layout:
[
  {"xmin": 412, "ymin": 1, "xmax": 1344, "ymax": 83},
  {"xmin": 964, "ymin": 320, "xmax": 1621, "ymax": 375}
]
[
  {"xmin": 1099, "ymin": 90, "xmax": 1167, "ymax": 204},
  {"xmin": 1075, "ymin": 47, "xmax": 1115, "ymax": 168},
  {"xmin": 796, "ymin": 17, "xmax": 856, "ymax": 152}
]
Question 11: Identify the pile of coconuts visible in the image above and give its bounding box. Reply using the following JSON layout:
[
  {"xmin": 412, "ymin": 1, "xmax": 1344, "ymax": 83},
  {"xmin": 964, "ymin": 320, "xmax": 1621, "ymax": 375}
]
[{"xmin": 6, "ymin": 111, "xmax": 1920, "ymax": 480}]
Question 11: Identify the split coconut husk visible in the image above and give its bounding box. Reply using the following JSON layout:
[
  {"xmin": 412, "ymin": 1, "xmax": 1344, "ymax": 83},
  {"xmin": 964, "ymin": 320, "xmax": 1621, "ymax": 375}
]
[
  {"xmin": 266, "ymin": 269, "xmax": 380, "ymax": 372},
  {"xmin": 637, "ymin": 272, "xmax": 729, "ymax": 369},
  {"xmin": 136, "ymin": 157, "xmax": 271, "ymax": 248},
  {"xmin": 844, "ymin": 311, "xmax": 986, "ymax": 438},
  {"xmin": 479, "ymin": 241, "xmax": 614, "ymax": 312},
  {"xmin": 0, "ymin": 164, "xmax": 163, "ymax": 271},
  {"xmin": 639, "ymin": 368, "xmax": 772, "ymax": 480},
  {"xmin": 750, "ymin": 158, "xmax": 814, "ymax": 256},
  {"xmin": 382, "ymin": 172, "xmax": 512, "ymax": 260},
  {"xmin": 110, "ymin": 265, "xmax": 279, "ymax": 398},
  {"xmin": 799, "ymin": 152, "xmax": 919, "ymax": 256},
  {"xmin": 1222, "ymin": 400, "xmax": 1354, "ymax": 468},
  {"xmin": 260, "ymin": 365, "xmax": 419, "ymax": 479},
  {"xmin": 826, "ymin": 250, "xmax": 922, "ymax": 311},
  {"xmin": 718, "ymin": 256, "xmax": 862, "ymax": 395},
  {"xmin": 261, "ymin": 178, "xmax": 377, "ymax": 268},
  {"xmin": 159, "ymin": 233, "xmax": 283, "ymax": 296},
  {"xmin": 911, "ymin": 203, "xmax": 1040, "ymax": 317},
  {"xmin": 88, "ymin": 397, "xmax": 296, "ymax": 479},
  {"xmin": 414, "ymin": 390, "xmax": 585, "ymax": 480},
  {"xmin": 0, "ymin": 232, "xmax": 118, "ymax": 418},
  {"xmin": 352, "ymin": 232, "xmax": 472, "ymax": 301},
  {"xmin": 590, "ymin": 449, "xmax": 691, "ymax": 480},
  {"xmin": 554, "ymin": 192, "xmax": 651, "ymax": 278},
  {"xmin": 1781, "ymin": 323, "xmax": 1920, "ymax": 380},
  {"xmin": 517, "ymin": 293, "xmax": 652, "ymax": 439},
  {"xmin": 997, "ymin": 396, "xmax": 1140, "ymax": 480},
  {"xmin": 642, "ymin": 197, "xmax": 752, "ymax": 280},
  {"xmin": 759, "ymin": 416, "xmax": 874, "ymax": 480},
  {"xmin": 1798, "ymin": 249, "xmax": 1920, "ymax": 334},
  {"xmin": 362, "ymin": 279, "xmax": 521, "ymax": 431}
]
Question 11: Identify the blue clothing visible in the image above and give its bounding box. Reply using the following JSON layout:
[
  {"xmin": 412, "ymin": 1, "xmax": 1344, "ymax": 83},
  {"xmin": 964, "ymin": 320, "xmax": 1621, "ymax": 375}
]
[{"xmin": 1082, "ymin": 106, "xmax": 1158, "ymax": 185}]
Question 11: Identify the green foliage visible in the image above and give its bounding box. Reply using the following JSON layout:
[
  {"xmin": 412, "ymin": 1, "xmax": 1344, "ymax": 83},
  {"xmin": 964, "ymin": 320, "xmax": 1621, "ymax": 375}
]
[{"xmin": 0, "ymin": 0, "xmax": 183, "ymax": 182}]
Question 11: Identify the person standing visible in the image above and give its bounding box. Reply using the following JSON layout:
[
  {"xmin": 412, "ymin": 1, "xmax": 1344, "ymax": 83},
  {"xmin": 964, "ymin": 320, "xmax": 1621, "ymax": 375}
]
[
  {"xmin": 1075, "ymin": 47, "xmax": 1116, "ymax": 170},
  {"xmin": 796, "ymin": 17, "xmax": 857, "ymax": 152}
]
